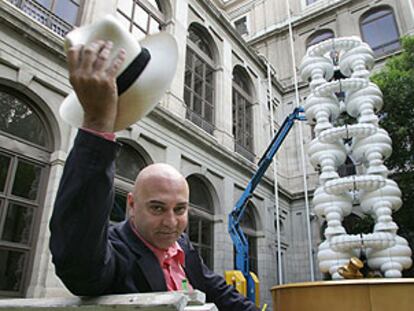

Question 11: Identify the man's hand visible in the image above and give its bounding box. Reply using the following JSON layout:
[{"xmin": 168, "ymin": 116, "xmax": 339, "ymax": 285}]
[{"xmin": 67, "ymin": 40, "xmax": 126, "ymax": 132}]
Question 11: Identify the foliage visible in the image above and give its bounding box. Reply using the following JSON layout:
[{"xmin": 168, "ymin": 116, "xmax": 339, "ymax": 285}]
[{"xmin": 371, "ymin": 35, "xmax": 414, "ymax": 277}]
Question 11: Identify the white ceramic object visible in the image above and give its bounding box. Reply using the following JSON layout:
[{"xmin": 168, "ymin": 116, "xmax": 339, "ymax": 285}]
[
  {"xmin": 319, "ymin": 123, "xmax": 377, "ymax": 143},
  {"xmin": 304, "ymin": 93, "xmax": 340, "ymax": 135},
  {"xmin": 300, "ymin": 36, "xmax": 412, "ymax": 278},
  {"xmin": 300, "ymin": 55, "xmax": 334, "ymax": 90},
  {"xmin": 313, "ymin": 186, "xmax": 353, "ymax": 237},
  {"xmin": 324, "ymin": 175, "xmax": 386, "ymax": 195},
  {"xmin": 308, "ymin": 139, "xmax": 347, "ymax": 182},
  {"xmin": 352, "ymin": 128, "xmax": 392, "ymax": 176},
  {"xmin": 346, "ymin": 83, "xmax": 383, "ymax": 124},
  {"xmin": 367, "ymin": 236, "xmax": 412, "ymax": 277},
  {"xmin": 339, "ymin": 42, "xmax": 375, "ymax": 78}
]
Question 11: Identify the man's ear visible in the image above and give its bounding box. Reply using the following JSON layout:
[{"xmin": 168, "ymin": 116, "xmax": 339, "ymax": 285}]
[{"xmin": 127, "ymin": 192, "xmax": 135, "ymax": 216}]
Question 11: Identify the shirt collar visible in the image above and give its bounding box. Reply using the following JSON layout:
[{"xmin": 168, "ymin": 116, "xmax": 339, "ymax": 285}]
[{"xmin": 129, "ymin": 219, "xmax": 185, "ymax": 266}]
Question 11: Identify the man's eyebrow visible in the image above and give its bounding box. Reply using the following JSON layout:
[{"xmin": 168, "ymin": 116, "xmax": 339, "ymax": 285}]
[
  {"xmin": 146, "ymin": 200, "xmax": 166, "ymax": 205},
  {"xmin": 176, "ymin": 201, "xmax": 189, "ymax": 206}
]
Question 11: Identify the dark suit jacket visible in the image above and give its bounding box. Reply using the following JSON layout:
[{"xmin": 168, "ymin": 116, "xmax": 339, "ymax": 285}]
[{"xmin": 49, "ymin": 130, "xmax": 258, "ymax": 311}]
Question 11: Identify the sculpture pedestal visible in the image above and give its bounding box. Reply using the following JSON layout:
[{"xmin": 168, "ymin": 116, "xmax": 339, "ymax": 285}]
[{"xmin": 271, "ymin": 279, "xmax": 414, "ymax": 311}]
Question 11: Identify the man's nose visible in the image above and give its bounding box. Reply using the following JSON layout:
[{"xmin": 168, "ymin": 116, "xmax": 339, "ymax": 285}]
[{"xmin": 162, "ymin": 210, "xmax": 178, "ymax": 227}]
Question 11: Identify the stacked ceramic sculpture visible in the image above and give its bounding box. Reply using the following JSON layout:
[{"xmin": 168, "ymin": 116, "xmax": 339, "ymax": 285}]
[{"xmin": 300, "ymin": 37, "xmax": 412, "ymax": 279}]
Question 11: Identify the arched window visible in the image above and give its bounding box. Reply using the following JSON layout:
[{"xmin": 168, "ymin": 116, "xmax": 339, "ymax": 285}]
[
  {"xmin": 117, "ymin": 0, "xmax": 167, "ymax": 39},
  {"xmin": 0, "ymin": 86, "xmax": 52, "ymax": 297},
  {"xmin": 111, "ymin": 142, "xmax": 149, "ymax": 222},
  {"xmin": 10, "ymin": 0, "xmax": 82, "ymax": 36},
  {"xmin": 306, "ymin": 29, "xmax": 334, "ymax": 49},
  {"xmin": 186, "ymin": 175, "xmax": 214, "ymax": 269},
  {"xmin": 234, "ymin": 203, "xmax": 258, "ymax": 274},
  {"xmin": 184, "ymin": 24, "xmax": 216, "ymax": 134},
  {"xmin": 360, "ymin": 7, "xmax": 400, "ymax": 57},
  {"xmin": 232, "ymin": 66, "xmax": 254, "ymax": 161}
]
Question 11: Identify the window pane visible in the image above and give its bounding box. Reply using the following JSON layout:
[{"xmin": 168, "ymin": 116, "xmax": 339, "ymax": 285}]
[
  {"xmin": 35, "ymin": 0, "xmax": 52, "ymax": 9},
  {"xmin": 55, "ymin": 0, "xmax": 79, "ymax": 24},
  {"xmin": 201, "ymin": 220, "xmax": 212, "ymax": 245},
  {"xmin": 194, "ymin": 76, "xmax": 203, "ymax": 97},
  {"xmin": 188, "ymin": 217, "xmax": 199, "ymax": 243},
  {"xmin": 134, "ymin": 6, "xmax": 149, "ymax": 32},
  {"xmin": 184, "ymin": 88, "xmax": 192, "ymax": 107},
  {"xmin": 204, "ymin": 103, "xmax": 213, "ymax": 124},
  {"xmin": 0, "ymin": 91, "xmax": 48, "ymax": 147},
  {"xmin": 118, "ymin": 0, "xmax": 133, "ymax": 14},
  {"xmin": 205, "ymin": 66, "xmax": 214, "ymax": 84},
  {"xmin": 0, "ymin": 154, "xmax": 11, "ymax": 193},
  {"xmin": 1, "ymin": 203, "xmax": 34, "ymax": 244},
  {"xmin": 193, "ymin": 96, "xmax": 202, "ymax": 116},
  {"xmin": 194, "ymin": 57, "xmax": 204, "ymax": 77},
  {"xmin": 132, "ymin": 24, "xmax": 146, "ymax": 40},
  {"xmin": 148, "ymin": 17, "xmax": 160, "ymax": 34},
  {"xmin": 205, "ymin": 86, "xmax": 213, "ymax": 105},
  {"xmin": 188, "ymin": 27, "xmax": 213, "ymax": 59},
  {"xmin": 0, "ymin": 249, "xmax": 26, "ymax": 292},
  {"xmin": 188, "ymin": 175, "xmax": 213, "ymax": 212},
  {"xmin": 111, "ymin": 192, "xmax": 127, "ymax": 222},
  {"xmin": 12, "ymin": 160, "xmax": 41, "ymax": 201},
  {"xmin": 235, "ymin": 17, "xmax": 248, "ymax": 35},
  {"xmin": 115, "ymin": 144, "xmax": 147, "ymax": 181},
  {"xmin": 307, "ymin": 30, "xmax": 334, "ymax": 48},
  {"xmin": 185, "ymin": 67, "xmax": 192, "ymax": 88},
  {"xmin": 362, "ymin": 9, "xmax": 400, "ymax": 55}
]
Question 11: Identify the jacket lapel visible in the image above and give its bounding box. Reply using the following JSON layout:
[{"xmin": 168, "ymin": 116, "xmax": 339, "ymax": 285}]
[{"xmin": 116, "ymin": 221, "xmax": 167, "ymax": 292}]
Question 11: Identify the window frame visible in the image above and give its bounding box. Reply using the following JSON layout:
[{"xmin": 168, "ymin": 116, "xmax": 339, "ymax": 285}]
[
  {"xmin": 0, "ymin": 87, "xmax": 51, "ymax": 297},
  {"xmin": 186, "ymin": 175, "xmax": 215, "ymax": 269},
  {"xmin": 232, "ymin": 67, "xmax": 255, "ymax": 161},
  {"xmin": 116, "ymin": 0, "xmax": 166, "ymax": 38},
  {"xmin": 184, "ymin": 25, "xmax": 216, "ymax": 134},
  {"xmin": 360, "ymin": 6, "xmax": 401, "ymax": 57},
  {"xmin": 306, "ymin": 29, "xmax": 335, "ymax": 49}
]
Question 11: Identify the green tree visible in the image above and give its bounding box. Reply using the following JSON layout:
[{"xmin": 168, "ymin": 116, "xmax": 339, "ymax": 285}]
[{"xmin": 371, "ymin": 35, "xmax": 414, "ymax": 277}]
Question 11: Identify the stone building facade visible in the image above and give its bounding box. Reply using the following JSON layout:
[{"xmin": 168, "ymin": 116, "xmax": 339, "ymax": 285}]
[{"xmin": 0, "ymin": 0, "xmax": 412, "ymax": 308}]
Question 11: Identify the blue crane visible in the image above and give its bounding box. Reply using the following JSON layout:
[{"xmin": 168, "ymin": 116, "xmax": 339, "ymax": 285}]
[{"xmin": 228, "ymin": 106, "xmax": 306, "ymax": 303}]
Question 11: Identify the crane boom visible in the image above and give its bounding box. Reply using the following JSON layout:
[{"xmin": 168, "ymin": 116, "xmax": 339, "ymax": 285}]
[{"xmin": 228, "ymin": 106, "xmax": 306, "ymax": 303}]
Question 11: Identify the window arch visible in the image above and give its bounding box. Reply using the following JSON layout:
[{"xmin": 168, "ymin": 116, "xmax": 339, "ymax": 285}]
[
  {"xmin": 184, "ymin": 24, "xmax": 216, "ymax": 134},
  {"xmin": 117, "ymin": 0, "xmax": 167, "ymax": 39},
  {"xmin": 306, "ymin": 29, "xmax": 334, "ymax": 49},
  {"xmin": 232, "ymin": 66, "xmax": 255, "ymax": 161},
  {"xmin": 186, "ymin": 175, "xmax": 214, "ymax": 269},
  {"xmin": 111, "ymin": 141, "xmax": 150, "ymax": 223},
  {"xmin": 0, "ymin": 86, "xmax": 52, "ymax": 297},
  {"xmin": 360, "ymin": 7, "xmax": 400, "ymax": 57}
]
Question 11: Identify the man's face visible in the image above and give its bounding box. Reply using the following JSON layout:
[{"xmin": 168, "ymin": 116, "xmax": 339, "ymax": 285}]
[{"xmin": 128, "ymin": 166, "xmax": 189, "ymax": 250}]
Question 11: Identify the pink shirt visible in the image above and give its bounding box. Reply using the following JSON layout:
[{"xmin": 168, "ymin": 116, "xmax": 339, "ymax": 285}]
[{"xmin": 130, "ymin": 220, "xmax": 193, "ymax": 291}]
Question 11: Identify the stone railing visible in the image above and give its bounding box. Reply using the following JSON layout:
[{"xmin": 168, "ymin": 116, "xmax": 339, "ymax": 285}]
[{"xmin": 0, "ymin": 290, "xmax": 217, "ymax": 311}]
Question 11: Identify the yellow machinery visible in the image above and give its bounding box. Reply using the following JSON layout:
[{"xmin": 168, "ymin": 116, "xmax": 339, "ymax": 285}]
[{"xmin": 225, "ymin": 270, "xmax": 260, "ymax": 308}]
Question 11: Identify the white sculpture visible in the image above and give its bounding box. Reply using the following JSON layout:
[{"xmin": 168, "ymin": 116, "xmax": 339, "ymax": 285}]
[{"xmin": 300, "ymin": 37, "xmax": 412, "ymax": 279}]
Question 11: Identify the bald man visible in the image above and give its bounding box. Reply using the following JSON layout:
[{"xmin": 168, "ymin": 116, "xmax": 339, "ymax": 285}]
[{"xmin": 49, "ymin": 40, "xmax": 258, "ymax": 310}]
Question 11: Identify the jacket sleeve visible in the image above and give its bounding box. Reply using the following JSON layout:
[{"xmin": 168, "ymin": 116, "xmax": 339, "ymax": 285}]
[
  {"xmin": 49, "ymin": 130, "xmax": 120, "ymax": 295},
  {"xmin": 181, "ymin": 235, "xmax": 259, "ymax": 311}
]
